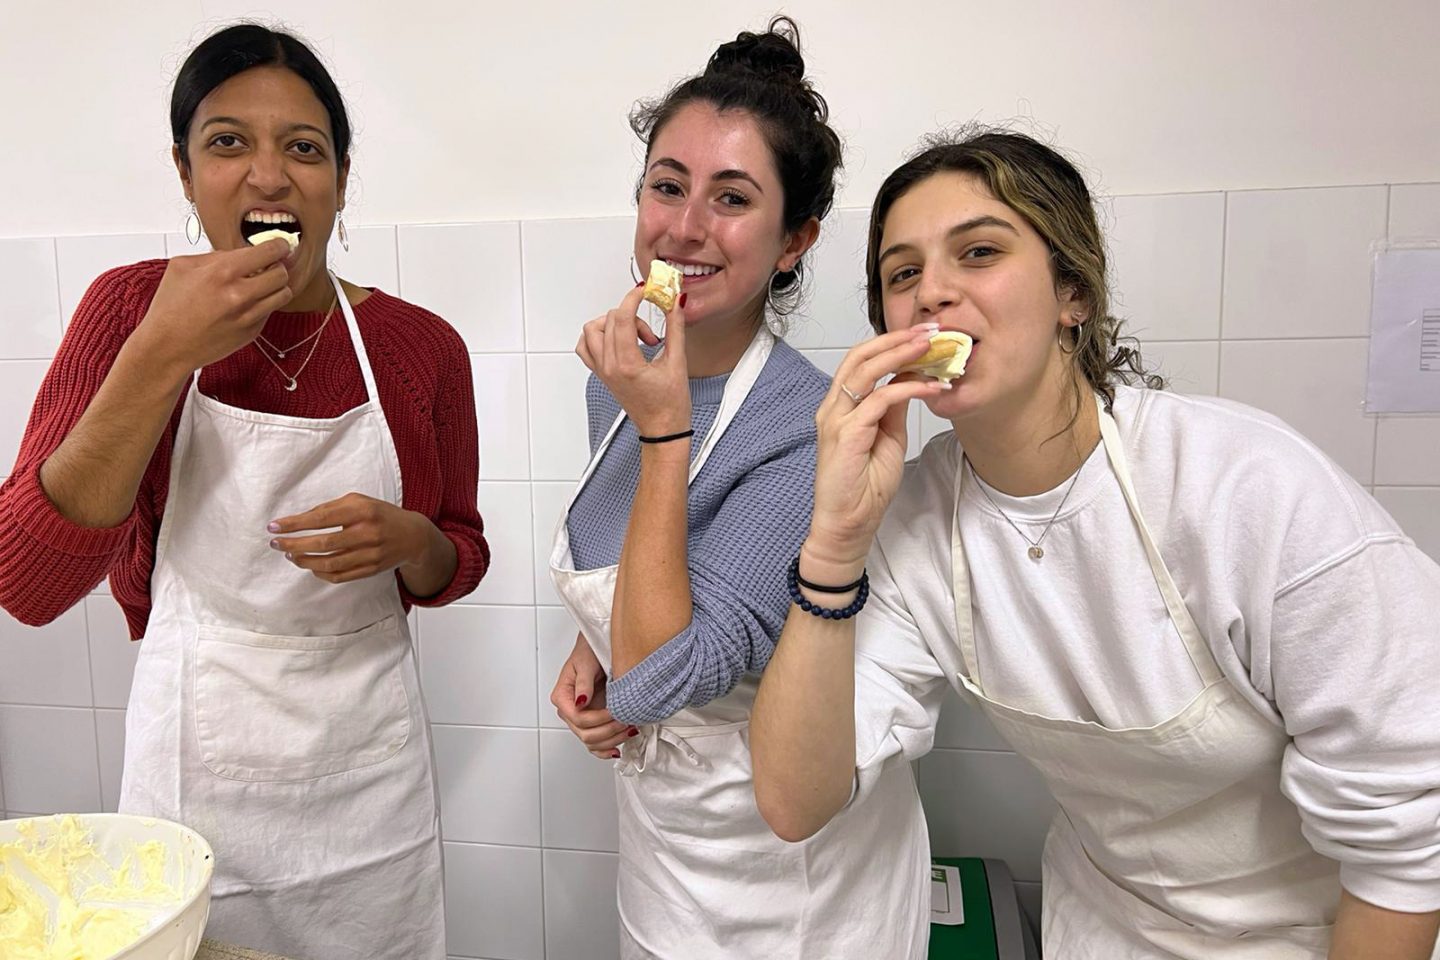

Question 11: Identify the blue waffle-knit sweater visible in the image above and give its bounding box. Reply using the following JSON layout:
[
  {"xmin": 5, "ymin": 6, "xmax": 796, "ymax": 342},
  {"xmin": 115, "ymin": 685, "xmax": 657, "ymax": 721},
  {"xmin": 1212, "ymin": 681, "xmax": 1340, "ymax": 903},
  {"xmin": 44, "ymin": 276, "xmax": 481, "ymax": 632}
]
[{"xmin": 566, "ymin": 338, "xmax": 830, "ymax": 724}]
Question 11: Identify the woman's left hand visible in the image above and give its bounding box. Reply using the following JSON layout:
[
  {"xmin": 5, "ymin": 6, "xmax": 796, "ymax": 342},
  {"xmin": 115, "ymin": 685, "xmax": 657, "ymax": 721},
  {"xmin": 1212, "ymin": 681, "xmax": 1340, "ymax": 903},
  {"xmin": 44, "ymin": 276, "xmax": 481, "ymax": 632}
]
[
  {"xmin": 269, "ymin": 492, "xmax": 434, "ymax": 584},
  {"xmin": 576, "ymin": 284, "xmax": 690, "ymax": 437}
]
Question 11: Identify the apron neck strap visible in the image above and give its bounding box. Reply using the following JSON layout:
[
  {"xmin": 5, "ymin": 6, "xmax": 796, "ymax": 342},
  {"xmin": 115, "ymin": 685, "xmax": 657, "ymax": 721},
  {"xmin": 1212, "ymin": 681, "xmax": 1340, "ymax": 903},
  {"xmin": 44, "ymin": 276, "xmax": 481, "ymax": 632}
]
[{"xmin": 329, "ymin": 272, "xmax": 381, "ymax": 404}]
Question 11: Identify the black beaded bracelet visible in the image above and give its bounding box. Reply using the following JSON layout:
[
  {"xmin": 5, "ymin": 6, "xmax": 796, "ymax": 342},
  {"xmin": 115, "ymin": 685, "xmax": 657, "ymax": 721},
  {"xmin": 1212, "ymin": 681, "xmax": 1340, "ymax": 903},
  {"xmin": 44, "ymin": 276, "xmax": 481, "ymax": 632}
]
[
  {"xmin": 787, "ymin": 556, "xmax": 869, "ymax": 620},
  {"xmin": 637, "ymin": 429, "xmax": 695, "ymax": 444}
]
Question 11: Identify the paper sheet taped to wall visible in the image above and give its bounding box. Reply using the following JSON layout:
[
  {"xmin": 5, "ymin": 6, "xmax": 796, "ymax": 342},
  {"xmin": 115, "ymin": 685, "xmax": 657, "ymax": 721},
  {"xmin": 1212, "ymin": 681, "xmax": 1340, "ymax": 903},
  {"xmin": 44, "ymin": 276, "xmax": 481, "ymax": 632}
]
[{"xmin": 1366, "ymin": 244, "xmax": 1440, "ymax": 413}]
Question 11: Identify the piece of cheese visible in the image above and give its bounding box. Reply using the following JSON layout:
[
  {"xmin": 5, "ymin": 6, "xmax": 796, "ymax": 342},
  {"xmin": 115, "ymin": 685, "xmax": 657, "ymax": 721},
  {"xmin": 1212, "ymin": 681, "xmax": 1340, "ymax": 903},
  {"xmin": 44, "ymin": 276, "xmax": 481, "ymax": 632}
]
[
  {"xmin": 247, "ymin": 229, "xmax": 301, "ymax": 253},
  {"xmin": 641, "ymin": 259, "xmax": 683, "ymax": 311},
  {"xmin": 901, "ymin": 331, "xmax": 973, "ymax": 383}
]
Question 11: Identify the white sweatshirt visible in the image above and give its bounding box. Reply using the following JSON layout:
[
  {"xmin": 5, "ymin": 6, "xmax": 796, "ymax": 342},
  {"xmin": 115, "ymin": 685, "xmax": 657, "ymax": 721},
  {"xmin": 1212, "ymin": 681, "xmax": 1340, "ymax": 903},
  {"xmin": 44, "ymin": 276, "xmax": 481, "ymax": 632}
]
[{"xmin": 852, "ymin": 384, "xmax": 1440, "ymax": 912}]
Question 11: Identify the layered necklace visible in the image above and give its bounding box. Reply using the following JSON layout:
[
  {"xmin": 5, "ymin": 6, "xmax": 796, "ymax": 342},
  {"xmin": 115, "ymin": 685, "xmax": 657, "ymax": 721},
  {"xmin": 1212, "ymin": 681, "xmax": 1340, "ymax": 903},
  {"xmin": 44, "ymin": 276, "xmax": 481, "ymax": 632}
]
[{"xmin": 252, "ymin": 293, "xmax": 339, "ymax": 392}]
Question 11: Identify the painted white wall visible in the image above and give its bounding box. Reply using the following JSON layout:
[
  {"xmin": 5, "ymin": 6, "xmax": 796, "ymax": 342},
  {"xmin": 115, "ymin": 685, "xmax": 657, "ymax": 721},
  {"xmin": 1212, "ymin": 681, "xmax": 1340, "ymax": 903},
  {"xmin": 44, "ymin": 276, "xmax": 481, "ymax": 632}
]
[
  {"xmin": 3, "ymin": 1, "xmax": 1439, "ymax": 238},
  {"xmin": 4, "ymin": 5, "xmax": 1440, "ymax": 959}
]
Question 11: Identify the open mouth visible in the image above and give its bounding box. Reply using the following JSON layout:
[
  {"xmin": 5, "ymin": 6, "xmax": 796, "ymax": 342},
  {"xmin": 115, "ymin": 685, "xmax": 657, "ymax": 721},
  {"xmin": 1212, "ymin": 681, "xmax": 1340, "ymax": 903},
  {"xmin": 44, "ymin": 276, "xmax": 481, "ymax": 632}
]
[{"xmin": 240, "ymin": 210, "xmax": 302, "ymax": 243}]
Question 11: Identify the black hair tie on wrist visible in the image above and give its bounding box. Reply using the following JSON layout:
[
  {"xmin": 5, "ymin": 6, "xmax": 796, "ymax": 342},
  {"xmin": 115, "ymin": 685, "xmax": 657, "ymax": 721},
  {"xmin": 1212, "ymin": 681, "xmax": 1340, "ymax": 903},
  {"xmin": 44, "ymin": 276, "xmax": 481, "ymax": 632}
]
[
  {"xmin": 637, "ymin": 429, "xmax": 695, "ymax": 444},
  {"xmin": 787, "ymin": 556, "xmax": 869, "ymax": 620}
]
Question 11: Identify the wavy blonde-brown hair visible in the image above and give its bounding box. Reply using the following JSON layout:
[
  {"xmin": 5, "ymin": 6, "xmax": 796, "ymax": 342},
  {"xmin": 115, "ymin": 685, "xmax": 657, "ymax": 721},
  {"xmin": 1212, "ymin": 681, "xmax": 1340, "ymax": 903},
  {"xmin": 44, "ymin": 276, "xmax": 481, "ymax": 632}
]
[{"xmin": 866, "ymin": 127, "xmax": 1163, "ymax": 413}]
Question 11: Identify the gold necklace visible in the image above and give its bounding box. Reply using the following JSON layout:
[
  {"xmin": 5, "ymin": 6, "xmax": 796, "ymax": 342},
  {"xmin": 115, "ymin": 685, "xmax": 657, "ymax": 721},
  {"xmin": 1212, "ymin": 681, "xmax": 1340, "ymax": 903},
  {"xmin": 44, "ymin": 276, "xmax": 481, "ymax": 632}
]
[{"xmin": 252, "ymin": 294, "xmax": 338, "ymax": 392}]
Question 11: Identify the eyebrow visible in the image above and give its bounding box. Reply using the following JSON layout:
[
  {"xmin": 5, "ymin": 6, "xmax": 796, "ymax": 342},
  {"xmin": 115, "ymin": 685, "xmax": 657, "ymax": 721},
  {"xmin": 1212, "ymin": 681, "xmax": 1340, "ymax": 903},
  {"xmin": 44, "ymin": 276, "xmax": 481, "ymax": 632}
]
[
  {"xmin": 198, "ymin": 117, "xmax": 332, "ymax": 144},
  {"xmin": 648, "ymin": 157, "xmax": 765, "ymax": 194},
  {"xmin": 877, "ymin": 215, "xmax": 1020, "ymax": 264}
]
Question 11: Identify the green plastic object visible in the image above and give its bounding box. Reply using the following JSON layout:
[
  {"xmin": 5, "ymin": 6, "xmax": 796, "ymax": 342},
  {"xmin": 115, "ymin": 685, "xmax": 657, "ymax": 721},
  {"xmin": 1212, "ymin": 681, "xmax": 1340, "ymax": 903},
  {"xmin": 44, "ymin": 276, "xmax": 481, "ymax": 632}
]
[{"xmin": 928, "ymin": 858, "xmax": 999, "ymax": 959}]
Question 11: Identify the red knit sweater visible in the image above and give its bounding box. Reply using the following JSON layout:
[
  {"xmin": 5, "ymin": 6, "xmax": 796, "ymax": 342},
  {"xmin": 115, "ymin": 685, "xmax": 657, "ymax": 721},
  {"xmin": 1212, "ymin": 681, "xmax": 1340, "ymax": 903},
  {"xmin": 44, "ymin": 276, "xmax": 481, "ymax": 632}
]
[{"xmin": 0, "ymin": 259, "xmax": 488, "ymax": 638}]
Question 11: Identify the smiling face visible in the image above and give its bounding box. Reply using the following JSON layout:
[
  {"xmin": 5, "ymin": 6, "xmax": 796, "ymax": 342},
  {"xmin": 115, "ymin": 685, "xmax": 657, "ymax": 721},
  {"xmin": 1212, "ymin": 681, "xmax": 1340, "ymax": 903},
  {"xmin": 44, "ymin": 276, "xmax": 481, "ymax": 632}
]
[
  {"xmin": 876, "ymin": 171, "xmax": 1084, "ymax": 423},
  {"xmin": 634, "ymin": 101, "xmax": 814, "ymax": 332},
  {"xmin": 174, "ymin": 65, "xmax": 348, "ymax": 305}
]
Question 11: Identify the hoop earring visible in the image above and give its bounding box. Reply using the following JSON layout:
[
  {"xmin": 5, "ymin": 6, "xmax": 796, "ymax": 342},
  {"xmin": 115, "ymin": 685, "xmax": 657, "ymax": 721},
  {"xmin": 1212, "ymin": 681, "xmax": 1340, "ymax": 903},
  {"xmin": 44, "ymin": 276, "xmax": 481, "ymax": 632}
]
[
  {"xmin": 630, "ymin": 257, "xmax": 644, "ymax": 285},
  {"xmin": 337, "ymin": 211, "xmax": 350, "ymax": 252},
  {"xmin": 184, "ymin": 203, "xmax": 202, "ymax": 246}
]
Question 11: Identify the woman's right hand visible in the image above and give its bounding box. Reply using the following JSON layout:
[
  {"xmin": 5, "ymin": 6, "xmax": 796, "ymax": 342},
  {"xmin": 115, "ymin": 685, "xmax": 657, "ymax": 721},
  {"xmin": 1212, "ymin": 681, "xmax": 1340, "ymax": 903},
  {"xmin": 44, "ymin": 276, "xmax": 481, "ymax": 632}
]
[
  {"xmin": 802, "ymin": 323, "xmax": 949, "ymax": 580},
  {"xmin": 550, "ymin": 632, "xmax": 637, "ymax": 760},
  {"xmin": 134, "ymin": 239, "xmax": 294, "ymax": 378}
]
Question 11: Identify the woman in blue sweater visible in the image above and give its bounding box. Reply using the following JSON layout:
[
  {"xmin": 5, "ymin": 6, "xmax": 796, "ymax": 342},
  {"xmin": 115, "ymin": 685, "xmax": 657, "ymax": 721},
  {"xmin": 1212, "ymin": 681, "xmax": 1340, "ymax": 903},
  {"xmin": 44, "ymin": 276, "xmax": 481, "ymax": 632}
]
[{"xmin": 546, "ymin": 17, "xmax": 926, "ymax": 959}]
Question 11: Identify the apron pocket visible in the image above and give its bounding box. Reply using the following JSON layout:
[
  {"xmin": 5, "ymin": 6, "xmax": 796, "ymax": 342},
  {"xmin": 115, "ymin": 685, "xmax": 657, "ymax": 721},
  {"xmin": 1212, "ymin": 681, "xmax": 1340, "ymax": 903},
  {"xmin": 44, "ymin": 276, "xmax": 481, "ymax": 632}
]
[{"xmin": 194, "ymin": 615, "xmax": 411, "ymax": 781}]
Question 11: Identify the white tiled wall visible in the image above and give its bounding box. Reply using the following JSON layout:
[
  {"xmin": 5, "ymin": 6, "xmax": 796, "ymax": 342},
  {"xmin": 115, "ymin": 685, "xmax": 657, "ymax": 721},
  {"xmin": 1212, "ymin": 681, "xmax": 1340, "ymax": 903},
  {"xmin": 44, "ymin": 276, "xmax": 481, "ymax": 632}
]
[{"xmin": 3, "ymin": 182, "xmax": 1439, "ymax": 959}]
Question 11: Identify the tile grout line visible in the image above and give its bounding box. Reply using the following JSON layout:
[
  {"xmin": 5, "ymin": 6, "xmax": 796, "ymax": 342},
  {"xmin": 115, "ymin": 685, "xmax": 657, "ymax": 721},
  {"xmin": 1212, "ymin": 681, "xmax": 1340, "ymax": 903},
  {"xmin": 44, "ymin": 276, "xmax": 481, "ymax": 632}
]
[
  {"xmin": 82, "ymin": 598, "xmax": 105, "ymax": 810},
  {"xmin": 1215, "ymin": 192, "xmax": 1229, "ymax": 390},
  {"xmin": 391, "ymin": 225, "xmax": 403, "ymax": 299},
  {"xmin": 1371, "ymin": 185, "xmax": 1392, "ymax": 488},
  {"xmin": 51, "ymin": 237, "xmax": 63, "ymax": 333}
]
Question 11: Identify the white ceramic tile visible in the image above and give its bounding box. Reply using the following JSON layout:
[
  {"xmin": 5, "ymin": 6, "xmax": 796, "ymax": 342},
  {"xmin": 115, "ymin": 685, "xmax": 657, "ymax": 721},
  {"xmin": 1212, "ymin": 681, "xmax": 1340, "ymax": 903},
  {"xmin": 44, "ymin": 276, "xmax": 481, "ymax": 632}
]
[
  {"xmin": 1140, "ymin": 340, "xmax": 1221, "ymax": 395},
  {"xmin": 0, "ymin": 360, "xmax": 48, "ymax": 471},
  {"xmin": 791, "ymin": 207, "xmax": 875, "ymax": 350},
  {"xmin": 0, "ymin": 705, "xmax": 101, "ymax": 813},
  {"xmin": 0, "ymin": 603, "xmax": 91, "ymax": 707},
  {"xmin": 531, "ymin": 482, "xmax": 573, "ymax": 607},
  {"xmin": 471, "ymin": 354, "xmax": 531, "ymax": 481},
  {"xmin": 1218, "ymin": 339, "xmax": 1375, "ymax": 484},
  {"xmin": 1375, "ymin": 418, "xmax": 1440, "ymax": 486},
  {"xmin": 1108, "ymin": 193, "xmax": 1224, "ymax": 342},
  {"xmin": 521, "ymin": 217, "xmax": 636, "ymax": 354},
  {"xmin": 55, "ymin": 234, "xmax": 167, "ymax": 325},
  {"xmin": 95, "ymin": 708, "xmax": 125, "ymax": 813},
  {"xmin": 539, "ymin": 729, "xmax": 620, "ymax": 853},
  {"xmin": 470, "ymin": 482, "xmax": 534, "ymax": 605},
  {"xmin": 397, "ymin": 223, "xmax": 523, "ymax": 353},
  {"xmin": 915, "ymin": 748, "xmax": 1058, "ymax": 883},
  {"xmin": 444, "ymin": 842, "xmax": 544, "ymax": 960},
  {"xmin": 433, "ymin": 725, "xmax": 540, "ymax": 846},
  {"xmin": 526, "ymin": 354, "xmax": 592, "ymax": 482},
  {"xmin": 0, "ymin": 239, "xmax": 62, "ymax": 359},
  {"xmin": 542, "ymin": 849, "xmax": 621, "ymax": 960},
  {"xmin": 86, "ymin": 596, "xmax": 138, "ymax": 710},
  {"xmin": 1389, "ymin": 184, "xmax": 1440, "ymax": 239},
  {"xmin": 1222, "ymin": 187, "xmax": 1387, "ymax": 340},
  {"xmin": 537, "ymin": 606, "xmax": 581, "ymax": 731},
  {"xmin": 328, "ymin": 224, "xmax": 399, "ymax": 293},
  {"xmin": 419, "ymin": 605, "xmax": 537, "ymax": 727},
  {"xmin": 163, "ymin": 232, "xmax": 212, "ymax": 257},
  {"xmin": 933, "ymin": 687, "xmax": 1011, "ymax": 751},
  {"xmin": 800, "ymin": 348, "xmax": 846, "ymax": 379},
  {"xmin": 1375, "ymin": 488, "xmax": 1440, "ymax": 564}
]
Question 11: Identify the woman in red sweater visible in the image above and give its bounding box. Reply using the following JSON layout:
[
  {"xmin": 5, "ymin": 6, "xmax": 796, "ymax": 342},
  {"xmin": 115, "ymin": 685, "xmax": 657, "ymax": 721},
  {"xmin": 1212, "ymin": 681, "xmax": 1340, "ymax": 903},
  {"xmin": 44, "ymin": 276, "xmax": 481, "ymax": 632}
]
[{"xmin": 0, "ymin": 24, "xmax": 484, "ymax": 960}]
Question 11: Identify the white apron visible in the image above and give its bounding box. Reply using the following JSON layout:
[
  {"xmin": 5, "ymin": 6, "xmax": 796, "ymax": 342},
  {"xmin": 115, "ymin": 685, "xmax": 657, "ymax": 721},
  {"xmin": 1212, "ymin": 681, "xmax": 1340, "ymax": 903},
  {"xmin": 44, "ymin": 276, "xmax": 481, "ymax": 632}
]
[
  {"xmin": 951, "ymin": 398, "xmax": 1341, "ymax": 959},
  {"xmin": 549, "ymin": 327, "xmax": 931, "ymax": 959},
  {"xmin": 119, "ymin": 273, "xmax": 445, "ymax": 960}
]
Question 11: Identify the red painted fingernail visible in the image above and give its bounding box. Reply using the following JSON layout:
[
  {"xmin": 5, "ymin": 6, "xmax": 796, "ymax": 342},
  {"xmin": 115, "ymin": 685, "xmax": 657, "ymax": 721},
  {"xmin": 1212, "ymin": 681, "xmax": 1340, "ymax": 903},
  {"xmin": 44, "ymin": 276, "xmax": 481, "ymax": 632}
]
[
  {"xmin": 628, "ymin": 727, "xmax": 640, "ymax": 738},
  {"xmin": 635, "ymin": 280, "xmax": 644, "ymax": 287},
  {"xmin": 575, "ymin": 695, "xmax": 588, "ymax": 709},
  {"xmin": 610, "ymin": 750, "xmax": 621, "ymax": 759},
  {"xmin": 678, "ymin": 293, "xmax": 688, "ymax": 308}
]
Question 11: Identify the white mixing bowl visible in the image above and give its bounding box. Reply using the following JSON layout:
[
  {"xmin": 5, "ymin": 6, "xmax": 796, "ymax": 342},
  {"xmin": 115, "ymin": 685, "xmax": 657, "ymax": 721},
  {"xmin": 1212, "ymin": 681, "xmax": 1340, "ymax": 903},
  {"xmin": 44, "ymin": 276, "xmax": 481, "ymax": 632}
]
[{"xmin": 0, "ymin": 813, "xmax": 213, "ymax": 960}]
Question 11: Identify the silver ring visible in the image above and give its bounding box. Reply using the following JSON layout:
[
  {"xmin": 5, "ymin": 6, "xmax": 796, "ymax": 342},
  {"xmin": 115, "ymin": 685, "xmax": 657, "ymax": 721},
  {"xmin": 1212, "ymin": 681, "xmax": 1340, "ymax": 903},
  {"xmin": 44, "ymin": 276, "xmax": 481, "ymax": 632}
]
[{"xmin": 839, "ymin": 384, "xmax": 867, "ymax": 405}]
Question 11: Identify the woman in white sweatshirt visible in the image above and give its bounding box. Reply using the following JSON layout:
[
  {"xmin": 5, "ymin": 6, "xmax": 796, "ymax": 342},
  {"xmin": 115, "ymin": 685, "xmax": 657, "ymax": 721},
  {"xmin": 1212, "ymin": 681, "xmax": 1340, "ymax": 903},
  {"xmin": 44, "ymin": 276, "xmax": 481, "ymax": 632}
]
[{"xmin": 749, "ymin": 128, "xmax": 1440, "ymax": 960}]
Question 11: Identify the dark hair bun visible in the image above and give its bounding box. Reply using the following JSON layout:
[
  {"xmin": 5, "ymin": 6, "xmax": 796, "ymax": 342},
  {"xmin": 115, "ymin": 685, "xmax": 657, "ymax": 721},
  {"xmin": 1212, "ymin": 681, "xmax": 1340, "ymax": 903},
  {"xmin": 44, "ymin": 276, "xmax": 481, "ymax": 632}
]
[{"xmin": 706, "ymin": 17, "xmax": 805, "ymax": 85}]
